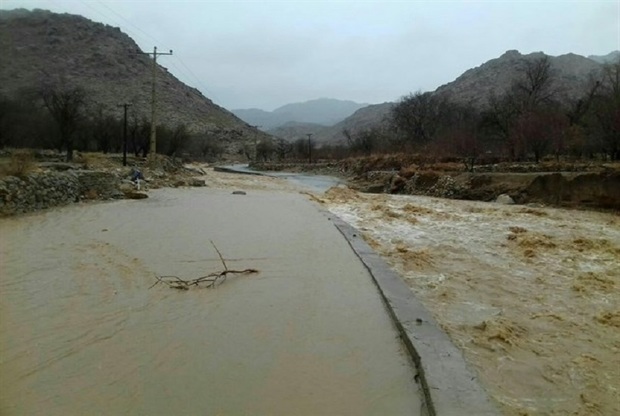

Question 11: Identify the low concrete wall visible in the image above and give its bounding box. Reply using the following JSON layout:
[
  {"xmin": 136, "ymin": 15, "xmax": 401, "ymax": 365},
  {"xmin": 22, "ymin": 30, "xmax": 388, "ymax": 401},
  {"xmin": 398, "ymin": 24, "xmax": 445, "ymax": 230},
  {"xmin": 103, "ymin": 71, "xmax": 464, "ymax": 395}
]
[{"xmin": 0, "ymin": 170, "xmax": 122, "ymax": 216}]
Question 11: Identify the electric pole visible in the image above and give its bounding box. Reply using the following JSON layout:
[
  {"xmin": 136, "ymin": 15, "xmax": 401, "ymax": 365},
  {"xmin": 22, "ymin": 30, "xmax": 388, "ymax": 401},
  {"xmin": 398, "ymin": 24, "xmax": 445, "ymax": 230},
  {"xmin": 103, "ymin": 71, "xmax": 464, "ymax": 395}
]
[
  {"xmin": 117, "ymin": 103, "xmax": 132, "ymax": 166},
  {"xmin": 306, "ymin": 133, "xmax": 313, "ymax": 164},
  {"xmin": 250, "ymin": 125, "xmax": 262, "ymax": 162},
  {"xmin": 141, "ymin": 46, "xmax": 173, "ymax": 157}
]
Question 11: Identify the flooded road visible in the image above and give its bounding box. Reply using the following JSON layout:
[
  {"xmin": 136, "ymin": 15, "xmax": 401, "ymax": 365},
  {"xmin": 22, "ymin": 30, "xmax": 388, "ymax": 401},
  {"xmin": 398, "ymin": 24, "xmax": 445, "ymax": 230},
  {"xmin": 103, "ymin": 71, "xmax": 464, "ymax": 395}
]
[
  {"xmin": 0, "ymin": 187, "xmax": 421, "ymax": 415},
  {"xmin": 219, "ymin": 164, "xmax": 345, "ymax": 193}
]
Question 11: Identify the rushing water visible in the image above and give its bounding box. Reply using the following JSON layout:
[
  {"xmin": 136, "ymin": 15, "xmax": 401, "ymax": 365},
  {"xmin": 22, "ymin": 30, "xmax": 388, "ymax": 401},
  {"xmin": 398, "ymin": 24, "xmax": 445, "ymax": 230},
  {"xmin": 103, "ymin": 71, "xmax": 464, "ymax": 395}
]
[{"xmin": 0, "ymin": 188, "xmax": 421, "ymax": 415}]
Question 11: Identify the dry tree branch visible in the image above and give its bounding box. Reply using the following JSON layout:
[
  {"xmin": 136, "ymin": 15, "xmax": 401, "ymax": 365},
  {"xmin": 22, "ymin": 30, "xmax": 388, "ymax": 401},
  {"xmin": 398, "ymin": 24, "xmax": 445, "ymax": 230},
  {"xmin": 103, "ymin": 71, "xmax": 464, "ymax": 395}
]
[
  {"xmin": 150, "ymin": 242, "xmax": 258, "ymax": 291},
  {"xmin": 211, "ymin": 240, "xmax": 228, "ymax": 271}
]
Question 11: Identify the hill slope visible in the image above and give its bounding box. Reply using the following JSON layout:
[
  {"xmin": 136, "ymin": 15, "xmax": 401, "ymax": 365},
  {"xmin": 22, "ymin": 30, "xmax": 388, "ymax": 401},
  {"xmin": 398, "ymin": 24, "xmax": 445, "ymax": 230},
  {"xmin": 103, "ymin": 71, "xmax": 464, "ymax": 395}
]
[
  {"xmin": 319, "ymin": 50, "xmax": 609, "ymax": 145},
  {"xmin": 434, "ymin": 50, "xmax": 603, "ymax": 109},
  {"xmin": 0, "ymin": 8, "xmax": 262, "ymax": 148}
]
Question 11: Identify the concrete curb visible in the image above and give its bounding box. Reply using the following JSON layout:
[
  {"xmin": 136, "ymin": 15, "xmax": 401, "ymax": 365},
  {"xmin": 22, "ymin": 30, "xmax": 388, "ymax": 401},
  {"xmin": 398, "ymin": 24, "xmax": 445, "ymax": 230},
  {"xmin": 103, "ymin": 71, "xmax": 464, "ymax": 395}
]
[{"xmin": 328, "ymin": 214, "xmax": 500, "ymax": 416}]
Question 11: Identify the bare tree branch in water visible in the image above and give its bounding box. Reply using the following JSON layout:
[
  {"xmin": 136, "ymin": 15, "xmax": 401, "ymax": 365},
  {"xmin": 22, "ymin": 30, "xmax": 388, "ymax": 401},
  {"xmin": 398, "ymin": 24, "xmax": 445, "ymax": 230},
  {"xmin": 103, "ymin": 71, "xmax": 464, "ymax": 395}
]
[{"xmin": 149, "ymin": 241, "xmax": 258, "ymax": 290}]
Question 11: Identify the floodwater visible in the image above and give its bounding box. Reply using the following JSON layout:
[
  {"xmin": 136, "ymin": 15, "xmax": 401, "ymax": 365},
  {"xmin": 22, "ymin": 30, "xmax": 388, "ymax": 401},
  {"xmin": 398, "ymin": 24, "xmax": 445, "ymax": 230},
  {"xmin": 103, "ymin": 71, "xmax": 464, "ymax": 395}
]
[
  {"xmin": 221, "ymin": 164, "xmax": 345, "ymax": 193},
  {"xmin": 319, "ymin": 187, "xmax": 620, "ymax": 416},
  {"xmin": 0, "ymin": 187, "xmax": 422, "ymax": 415}
]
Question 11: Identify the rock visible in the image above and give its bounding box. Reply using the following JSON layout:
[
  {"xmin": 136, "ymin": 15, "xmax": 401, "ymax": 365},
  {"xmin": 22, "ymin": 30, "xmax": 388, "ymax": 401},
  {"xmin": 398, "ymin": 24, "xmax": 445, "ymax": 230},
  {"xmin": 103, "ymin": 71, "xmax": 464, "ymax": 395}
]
[
  {"xmin": 190, "ymin": 178, "xmax": 206, "ymax": 187},
  {"xmin": 232, "ymin": 190, "xmax": 246, "ymax": 195},
  {"xmin": 120, "ymin": 182, "xmax": 136, "ymax": 193},
  {"xmin": 496, "ymin": 194, "xmax": 515, "ymax": 204},
  {"xmin": 124, "ymin": 191, "xmax": 148, "ymax": 199}
]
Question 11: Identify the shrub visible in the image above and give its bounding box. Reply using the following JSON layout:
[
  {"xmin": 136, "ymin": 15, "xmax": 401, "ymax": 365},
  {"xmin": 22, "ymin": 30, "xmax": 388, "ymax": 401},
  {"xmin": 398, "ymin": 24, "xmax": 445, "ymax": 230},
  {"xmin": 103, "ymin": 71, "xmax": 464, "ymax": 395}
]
[{"xmin": 0, "ymin": 150, "xmax": 36, "ymax": 178}]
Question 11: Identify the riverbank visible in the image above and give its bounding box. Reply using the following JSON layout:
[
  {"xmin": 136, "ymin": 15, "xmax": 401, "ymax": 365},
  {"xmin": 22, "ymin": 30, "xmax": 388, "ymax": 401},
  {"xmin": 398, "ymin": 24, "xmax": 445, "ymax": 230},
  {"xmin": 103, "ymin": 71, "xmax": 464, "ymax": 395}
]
[{"xmin": 252, "ymin": 157, "xmax": 620, "ymax": 210}]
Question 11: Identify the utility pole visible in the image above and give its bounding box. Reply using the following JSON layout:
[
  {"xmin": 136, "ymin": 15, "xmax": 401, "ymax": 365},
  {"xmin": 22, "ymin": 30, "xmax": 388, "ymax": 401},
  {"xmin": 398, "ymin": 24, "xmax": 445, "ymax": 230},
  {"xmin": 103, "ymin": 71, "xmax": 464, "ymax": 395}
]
[
  {"xmin": 118, "ymin": 103, "xmax": 132, "ymax": 166},
  {"xmin": 306, "ymin": 133, "xmax": 313, "ymax": 164},
  {"xmin": 141, "ymin": 46, "xmax": 173, "ymax": 157},
  {"xmin": 250, "ymin": 125, "xmax": 262, "ymax": 162}
]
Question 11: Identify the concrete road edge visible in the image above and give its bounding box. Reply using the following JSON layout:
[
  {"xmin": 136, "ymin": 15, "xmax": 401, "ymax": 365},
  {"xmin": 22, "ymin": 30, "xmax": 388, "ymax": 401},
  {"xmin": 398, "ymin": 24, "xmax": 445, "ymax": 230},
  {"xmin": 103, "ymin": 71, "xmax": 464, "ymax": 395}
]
[{"xmin": 328, "ymin": 214, "xmax": 501, "ymax": 416}]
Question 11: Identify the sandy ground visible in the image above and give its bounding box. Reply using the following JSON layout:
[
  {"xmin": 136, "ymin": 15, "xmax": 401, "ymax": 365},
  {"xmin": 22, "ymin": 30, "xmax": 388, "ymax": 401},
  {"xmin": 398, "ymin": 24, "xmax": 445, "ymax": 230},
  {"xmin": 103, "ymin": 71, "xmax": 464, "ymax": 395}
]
[{"xmin": 308, "ymin": 186, "xmax": 619, "ymax": 416}]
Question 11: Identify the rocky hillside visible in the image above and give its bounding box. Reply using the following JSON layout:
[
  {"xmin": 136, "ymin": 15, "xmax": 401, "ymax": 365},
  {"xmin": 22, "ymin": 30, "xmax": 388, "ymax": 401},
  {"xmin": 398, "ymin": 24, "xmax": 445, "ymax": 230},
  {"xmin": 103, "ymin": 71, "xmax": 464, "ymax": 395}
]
[
  {"xmin": 319, "ymin": 103, "xmax": 394, "ymax": 144},
  {"xmin": 434, "ymin": 50, "xmax": 605, "ymax": 109},
  {"xmin": 0, "ymin": 8, "xmax": 265, "ymax": 149},
  {"xmin": 233, "ymin": 98, "xmax": 369, "ymax": 130},
  {"xmin": 318, "ymin": 50, "xmax": 615, "ymax": 145}
]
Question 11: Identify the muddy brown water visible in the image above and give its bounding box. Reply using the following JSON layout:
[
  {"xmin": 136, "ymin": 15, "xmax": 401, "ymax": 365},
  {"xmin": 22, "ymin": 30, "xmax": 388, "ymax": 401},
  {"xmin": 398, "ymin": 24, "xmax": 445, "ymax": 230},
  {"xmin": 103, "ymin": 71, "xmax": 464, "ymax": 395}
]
[{"xmin": 0, "ymin": 188, "xmax": 422, "ymax": 415}]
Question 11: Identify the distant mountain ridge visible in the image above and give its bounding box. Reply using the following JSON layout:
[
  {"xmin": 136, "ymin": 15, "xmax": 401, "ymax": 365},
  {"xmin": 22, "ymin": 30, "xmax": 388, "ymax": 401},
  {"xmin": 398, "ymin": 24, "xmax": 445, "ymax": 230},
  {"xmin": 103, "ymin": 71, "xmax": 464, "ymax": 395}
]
[
  {"xmin": 588, "ymin": 51, "xmax": 620, "ymax": 64},
  {"xmin": 232, "ymin": 98, "xmax": 370, "ymax": 130}
]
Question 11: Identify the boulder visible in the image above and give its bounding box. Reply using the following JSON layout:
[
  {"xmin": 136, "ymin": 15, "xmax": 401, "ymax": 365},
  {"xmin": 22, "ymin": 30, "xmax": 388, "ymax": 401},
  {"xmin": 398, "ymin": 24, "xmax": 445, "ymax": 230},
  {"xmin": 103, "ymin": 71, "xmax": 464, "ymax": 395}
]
[
  {"xmin": 496, "ymin": 194, "xmax": 515, "ymax": 204},
  {"xmin": 190, "ymin": 178, "xmax": 206, "ymax": 187},
  {"xmin": 124, "ymin": 191, "xmax": 148, "ymax": 200}
]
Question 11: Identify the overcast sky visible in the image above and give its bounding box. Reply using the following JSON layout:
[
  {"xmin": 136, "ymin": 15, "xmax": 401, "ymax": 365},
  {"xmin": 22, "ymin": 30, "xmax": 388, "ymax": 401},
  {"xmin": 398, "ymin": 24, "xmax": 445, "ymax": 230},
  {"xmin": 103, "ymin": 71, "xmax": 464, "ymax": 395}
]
[{"xmin": 1, "ymin": 0, "xmax": 618, "ymax": 110}]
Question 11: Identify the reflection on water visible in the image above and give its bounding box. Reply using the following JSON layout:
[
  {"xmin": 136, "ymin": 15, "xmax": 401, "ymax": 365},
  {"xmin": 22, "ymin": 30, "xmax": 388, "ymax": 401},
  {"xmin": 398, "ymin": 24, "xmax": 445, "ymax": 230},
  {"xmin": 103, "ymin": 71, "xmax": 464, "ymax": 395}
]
[{"xmin": 0, "ymin": 188, "xmax": 421, "ymax": 415}]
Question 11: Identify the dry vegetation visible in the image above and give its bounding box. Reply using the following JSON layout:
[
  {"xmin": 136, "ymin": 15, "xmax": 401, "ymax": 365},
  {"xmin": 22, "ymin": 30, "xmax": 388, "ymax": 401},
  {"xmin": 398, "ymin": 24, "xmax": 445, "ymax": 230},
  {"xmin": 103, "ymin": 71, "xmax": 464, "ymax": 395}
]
[{"xmin": 0, "ymin": 150, "xmax": 37, "ymax": 178}]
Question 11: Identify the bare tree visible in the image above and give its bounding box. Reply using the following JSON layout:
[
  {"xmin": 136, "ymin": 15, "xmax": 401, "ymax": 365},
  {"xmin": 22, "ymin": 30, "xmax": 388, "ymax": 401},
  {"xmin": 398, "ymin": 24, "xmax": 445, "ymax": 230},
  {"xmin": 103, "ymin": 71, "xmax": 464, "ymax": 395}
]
[
  {"xmin": 589, "ymin": 60, "xmax": 620, "ymax": 160},
  {"xmin": 256, "ymin": 138, "xmax": 275, "ymax": 162},
  {"xmin": 390, "ymin": 91, "xmax": 448, "ymax": 149},
  {"xmin": 163, "ymin": 124, "xmax": 190, "ymax": 157},
  {"xmin": 41, "ymin": 83, "xmax": 86, "ymax": 161},
  {"xmin": 274, "ymin": 138, "xmax": 292, "ymax": 160},
  {"xmin": 514, "ymin": 56, "xmax": 556, "ymax": 110}
]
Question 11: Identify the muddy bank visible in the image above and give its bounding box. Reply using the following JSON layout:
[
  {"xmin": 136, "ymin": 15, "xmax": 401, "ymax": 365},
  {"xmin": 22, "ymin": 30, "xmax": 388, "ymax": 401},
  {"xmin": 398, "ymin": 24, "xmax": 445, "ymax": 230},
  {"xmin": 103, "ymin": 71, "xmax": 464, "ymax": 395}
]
[{"xmin": 356, "ymin": 171, "xmax": 620, "ymax": 210}]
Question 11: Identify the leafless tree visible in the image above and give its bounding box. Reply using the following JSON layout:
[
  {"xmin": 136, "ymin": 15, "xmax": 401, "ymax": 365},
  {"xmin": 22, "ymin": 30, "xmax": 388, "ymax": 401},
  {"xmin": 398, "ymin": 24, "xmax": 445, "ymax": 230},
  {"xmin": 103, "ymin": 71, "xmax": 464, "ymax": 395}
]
[
  {"xmin": 390, "ymin": 91, "xmax": 448, "ymax": 149},
  {"xmin": 41, "ymin": 82, "xmax": 86, "ymax": 161},
  {"xmin": 514, "ymin": 56, "xmax": 557, "ymax": 110}
]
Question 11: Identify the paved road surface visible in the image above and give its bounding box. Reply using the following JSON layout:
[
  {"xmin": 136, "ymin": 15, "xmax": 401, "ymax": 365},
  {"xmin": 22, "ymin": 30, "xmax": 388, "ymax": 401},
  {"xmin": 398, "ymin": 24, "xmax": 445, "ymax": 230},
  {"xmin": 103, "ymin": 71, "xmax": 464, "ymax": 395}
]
[{"xmin": 1, "ymin": 187, "xmax": 423, "ymax": 415}]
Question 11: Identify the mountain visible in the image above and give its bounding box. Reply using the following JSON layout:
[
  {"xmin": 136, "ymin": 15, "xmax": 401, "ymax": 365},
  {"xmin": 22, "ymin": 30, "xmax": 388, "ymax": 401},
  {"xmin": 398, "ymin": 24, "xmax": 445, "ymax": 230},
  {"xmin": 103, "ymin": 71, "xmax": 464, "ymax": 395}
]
[
  {"xmin": 318, "ymin": 50, "xmax": 610, "ymax": 145},
  {"xmin": 267, "ymin": 121, "xmax": 328, "ymax": 143},
  {"xmin": 230, "ymin": 108, "xmax": 280, "ymax": 130},
  {"xmin": 316, "ymin": 103, "xmax": 394, "ymax": 144},
  {"xmin": 0, "ymin": 8, "xmax": 263, "ymax": 150},
  {"xmin": 232, "ymin": 98, "xmax": 369, "ymax": 130},
  {"xmin": 434, "ymin": 50, "xmax": 603, "ymax": 109},
  {"xmin": 588, "ymin": 51, "xmax": 620, "ymax": 64}
]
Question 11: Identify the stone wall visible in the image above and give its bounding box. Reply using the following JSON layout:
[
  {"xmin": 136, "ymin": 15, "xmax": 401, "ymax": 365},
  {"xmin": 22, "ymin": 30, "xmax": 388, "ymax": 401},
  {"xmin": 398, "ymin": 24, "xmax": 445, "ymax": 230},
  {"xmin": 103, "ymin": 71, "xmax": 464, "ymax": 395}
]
[{"xmin": 0, "ymin": 170, "xmax": 122, "ymax": 216}]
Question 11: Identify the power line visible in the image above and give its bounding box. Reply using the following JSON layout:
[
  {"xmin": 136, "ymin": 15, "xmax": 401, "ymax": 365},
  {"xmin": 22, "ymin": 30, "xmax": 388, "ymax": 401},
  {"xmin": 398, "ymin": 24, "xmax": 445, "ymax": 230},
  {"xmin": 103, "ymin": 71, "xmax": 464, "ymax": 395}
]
[
  {"xmin": 171, "ymin": 55, "xmax": 223, "ymax": 104},
  {"xmin": 77, "ymin": 0, "xmax": 220, "ymax": 104},
  {"xmin": 94, "ymin": 0, "xmax": 163, "ymax": 46}
]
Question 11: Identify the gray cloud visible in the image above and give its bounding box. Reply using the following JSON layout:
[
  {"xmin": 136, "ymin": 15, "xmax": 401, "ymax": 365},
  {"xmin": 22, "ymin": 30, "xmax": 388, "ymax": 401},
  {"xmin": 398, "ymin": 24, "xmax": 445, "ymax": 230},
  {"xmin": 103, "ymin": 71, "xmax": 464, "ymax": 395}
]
[{"xmin": 2, "ymin": 0, "xmax": 618, "ymax": 110}]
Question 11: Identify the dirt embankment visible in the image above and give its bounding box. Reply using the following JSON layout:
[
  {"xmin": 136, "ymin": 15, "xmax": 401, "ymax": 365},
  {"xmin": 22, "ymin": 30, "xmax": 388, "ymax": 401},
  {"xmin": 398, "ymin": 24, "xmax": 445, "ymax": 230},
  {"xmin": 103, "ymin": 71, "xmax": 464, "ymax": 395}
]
[
  {"xmin": 254, "ymin": 156, "xmax": 620, "ymax": 210},
  {"xmin": 377, "ymin": 171, "xmax": 620, "ymax": 210}
]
